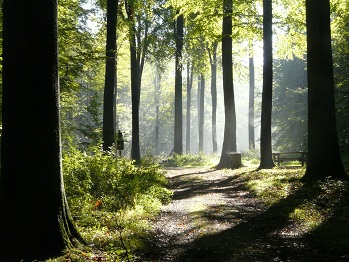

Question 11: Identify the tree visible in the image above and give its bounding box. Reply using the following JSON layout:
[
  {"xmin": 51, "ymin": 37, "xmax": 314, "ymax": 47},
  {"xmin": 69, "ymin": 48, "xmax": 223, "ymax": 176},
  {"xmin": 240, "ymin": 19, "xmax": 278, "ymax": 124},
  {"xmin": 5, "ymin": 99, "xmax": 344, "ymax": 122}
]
[
  {"xmin": 248, "ymin": 53, "xmax": 256, "ymax": 150},
  {"xmin": 0, "ymin": 0, "xmax": 84, "ymax": 260},
  {"xmin": 217, "ymin": 0, "xmax": 238, "ymax": 169},
  {"xmin": 186, "ymin": 63, "xmax": 193, "ymax": 153},
  {"xmin": 258, "ymin": 0, "xmax": 275, "ymax": 169},
  {"xmin": 174, "ymin": 12, "xmax": 184, "ymax": 154},
  {"xmin": 208, "ymin": 43, "xmax": 218, "ymax": 153},
  {"xmin": 302, "ymin": 0, "xmax": 347, "ymax": 181},
  {"xmin": 103, "ymin": 0, "xmax": 119, "ymax": 151},
  {"xmin": 198, "ymin": 74, "xmax": 205, "ymax": 153}
]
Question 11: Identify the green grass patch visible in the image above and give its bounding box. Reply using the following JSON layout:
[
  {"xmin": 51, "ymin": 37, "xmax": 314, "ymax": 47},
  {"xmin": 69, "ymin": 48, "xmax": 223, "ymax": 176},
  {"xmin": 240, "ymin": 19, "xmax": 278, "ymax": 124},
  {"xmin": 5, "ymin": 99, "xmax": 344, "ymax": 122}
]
[
  {"xmin": 241, "ymin": 166, "xmax": 349, "ymax": 250},
  {"xmin": 162, "ymin": 153, "xmax": 219, "ymax": 167}
]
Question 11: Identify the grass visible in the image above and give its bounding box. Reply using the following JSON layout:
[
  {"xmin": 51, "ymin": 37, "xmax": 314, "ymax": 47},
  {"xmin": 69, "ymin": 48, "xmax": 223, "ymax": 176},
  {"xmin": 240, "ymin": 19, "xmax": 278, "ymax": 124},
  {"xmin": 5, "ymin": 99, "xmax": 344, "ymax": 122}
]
[
  {"xmin": 161, "ymin": 153, "xmax": 219, "ymax": 167},
  {"xmin": 241, "ymin": 164, "xmax": 349, "ymax": 249}
]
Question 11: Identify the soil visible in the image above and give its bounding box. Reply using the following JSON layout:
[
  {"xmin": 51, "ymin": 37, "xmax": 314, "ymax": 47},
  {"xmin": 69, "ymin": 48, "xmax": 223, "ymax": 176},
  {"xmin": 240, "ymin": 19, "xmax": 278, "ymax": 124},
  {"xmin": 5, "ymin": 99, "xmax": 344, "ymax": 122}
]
[{"xmin": 140, "ymin": 167, "xmax": 349, "ymax": 262}]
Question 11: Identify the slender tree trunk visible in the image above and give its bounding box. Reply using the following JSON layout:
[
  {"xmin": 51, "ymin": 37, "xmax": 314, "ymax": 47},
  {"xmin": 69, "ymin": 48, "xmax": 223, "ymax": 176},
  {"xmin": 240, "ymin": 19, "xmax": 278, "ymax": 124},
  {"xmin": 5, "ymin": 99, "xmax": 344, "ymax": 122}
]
[
  {"xmin": 209, "ymin": 44, "xmax": 218, "ymax": 153},
  {"xmin": 0, "ymin": 1, "xmax": 84, "ymax": 260},
  {"xmin": 130, "ymin": 31, "xmax": 141, "ymax": 164},
  {"xmin": 186, "ymin": 63, "xmax": 193, "ymax": 154},
  {"xmin": 103, "ymin": 0, "xmax": 118, "ymax": 151},
  {"xmin": 199, "ymin": 74, "xmax": 205, "ymax": 153},
  {"xmin": 259, "ymin": 0, "xmax": 275, "ymax": 169},
  {"xmin": 217, "ymin": 0, "xmax": 238, "ymax": 169},
  {"xmin": 155, "ymin": 69, "xmax": 161, "ymax": 155},
  {"xmin": 174, "ymin": 13, "xmax": 184, "ymax": 154},
  {"xmin": 302, "ymin": 0, "xmax": 347, "ymax": 181},
  {"xmin": 249, "ymin": 56, "xmax": 256, "ymax": 150}
]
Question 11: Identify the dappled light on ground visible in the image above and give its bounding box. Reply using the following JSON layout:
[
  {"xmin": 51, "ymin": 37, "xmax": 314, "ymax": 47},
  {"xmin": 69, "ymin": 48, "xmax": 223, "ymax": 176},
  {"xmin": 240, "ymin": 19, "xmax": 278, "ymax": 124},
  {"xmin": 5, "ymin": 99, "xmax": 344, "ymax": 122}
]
[{"xmin": 141, "ymin": 166, "xmax": 349, "ymax": 262}]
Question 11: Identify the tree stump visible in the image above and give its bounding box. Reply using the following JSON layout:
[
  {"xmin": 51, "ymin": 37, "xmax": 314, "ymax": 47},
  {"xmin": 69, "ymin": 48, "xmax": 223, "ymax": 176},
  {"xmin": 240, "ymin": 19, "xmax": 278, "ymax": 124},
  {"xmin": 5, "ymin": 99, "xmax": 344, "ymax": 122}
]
[{"xmin": 229, "ymin": 153, "xmax": 242, "ymax": 169}]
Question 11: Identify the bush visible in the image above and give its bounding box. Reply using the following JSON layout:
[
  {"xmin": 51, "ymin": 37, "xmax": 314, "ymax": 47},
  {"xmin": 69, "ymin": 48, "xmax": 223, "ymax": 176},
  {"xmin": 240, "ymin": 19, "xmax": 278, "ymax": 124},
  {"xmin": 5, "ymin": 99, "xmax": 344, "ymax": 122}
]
[
  {"xmin": 61, "ymin": 148, "xmax": 173, "ymax": 261},
  {"xmin": 162, "ymin": 153, "xmax": 218, "ymax": 167}
]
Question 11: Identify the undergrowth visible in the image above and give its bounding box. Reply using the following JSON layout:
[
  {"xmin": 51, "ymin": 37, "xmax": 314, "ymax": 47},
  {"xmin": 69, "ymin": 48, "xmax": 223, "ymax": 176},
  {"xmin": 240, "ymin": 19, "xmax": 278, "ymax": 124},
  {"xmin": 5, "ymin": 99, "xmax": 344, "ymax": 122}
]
[
  {"xmin": 47, "ymin": 147, "xmax": 172, "ymax": 262},
  {"xmin": 162, "ymin": 153, "xmax": 218, "ymax": 167},
  {"xmin": 242, "ymin": 166, "xmax": 349, "ymax": 248}
]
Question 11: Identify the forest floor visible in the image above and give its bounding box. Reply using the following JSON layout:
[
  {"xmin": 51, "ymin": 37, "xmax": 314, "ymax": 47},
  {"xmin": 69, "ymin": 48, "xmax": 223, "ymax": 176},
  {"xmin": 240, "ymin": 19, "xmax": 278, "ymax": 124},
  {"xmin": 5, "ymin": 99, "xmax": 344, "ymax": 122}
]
[{"xmin": 139, "ymin": 166, "xmax": 349, "ymax": 262}]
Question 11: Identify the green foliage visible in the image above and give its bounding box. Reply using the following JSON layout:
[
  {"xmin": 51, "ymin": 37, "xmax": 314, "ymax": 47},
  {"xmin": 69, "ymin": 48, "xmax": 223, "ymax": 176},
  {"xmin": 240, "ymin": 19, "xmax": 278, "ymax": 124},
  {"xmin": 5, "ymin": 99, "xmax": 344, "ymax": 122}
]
[
  {"xmin": 61, "ymin": 148, "xmax": 172, "ymax": 260},
  {"xmin": 272, "ymin": 58, "xmax": 308, "ymax": 152},
  {"xmin": 162, "ymin": 153, "xmax": 218, "ymax": 167}
]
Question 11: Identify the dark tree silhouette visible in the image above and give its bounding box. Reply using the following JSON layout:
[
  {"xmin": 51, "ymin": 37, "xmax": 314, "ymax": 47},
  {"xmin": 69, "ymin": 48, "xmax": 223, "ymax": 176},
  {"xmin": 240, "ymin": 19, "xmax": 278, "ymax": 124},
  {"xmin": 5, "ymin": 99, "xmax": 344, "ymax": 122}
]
[
  {"xmin": 302, "ymin": 0, "xmax": 347, "ymax": 181},
  {"xmin": 0, "ymin": 1, "xmax": 84, "ymax": 260},
  {"xmin": 217, "ymin": 0, "xmax": 238, "ymax": 169},
  {"xmin": 125, "ymin": 0, "xmax": 141, "ymax": 164},
  {"xmin": 174, "ymin": 13, "xmax": 184, "ymax": 154},
  {"xmin": 103, "ymin": 0, "xmax": 118, "ymax": 151},
  {"xmin": 258, "ymin": 0, "xmax": 275, "ymax": 169}
]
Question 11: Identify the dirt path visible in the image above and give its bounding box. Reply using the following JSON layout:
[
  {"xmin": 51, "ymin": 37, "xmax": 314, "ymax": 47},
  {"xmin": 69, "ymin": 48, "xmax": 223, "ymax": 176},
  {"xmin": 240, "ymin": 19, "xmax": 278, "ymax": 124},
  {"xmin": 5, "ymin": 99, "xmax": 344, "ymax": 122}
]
[{"xmin": 140, "ymin": 167, "xmax": 345, "ymax": 262}]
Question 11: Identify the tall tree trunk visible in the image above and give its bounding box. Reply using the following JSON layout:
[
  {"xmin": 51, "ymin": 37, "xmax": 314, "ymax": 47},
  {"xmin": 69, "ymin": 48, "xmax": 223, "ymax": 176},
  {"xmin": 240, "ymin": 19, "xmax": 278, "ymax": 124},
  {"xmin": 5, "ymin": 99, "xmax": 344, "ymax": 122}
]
[
  {"xmin": 0, "ymin": 1, "xmax": 84, "ymax": 260},
  {"xmin": 217, "ymin": 0, "xmax": 238, "ymax": 169},
  {"xmin": 186, "ymin": 63, "xmax": 193, "ymax": 154},
  {"xmin": 199, "ymin": 74, "xmax": 205, "ymax": 153},
  {"xmin": 259, "ymin": 0, "xmax": 275, "ymax": 169},
  {"xmin": 125, "ymin": 1, "xmax": 141, "ymax": 164},
  {"xmin": 130, "ymin": 30, "xmax": 141, "ymax": 164},
  {"xmin": 155, "ymin": 69, "xmax": 161, "ymax": 155},
  {"xmin": 249, "ymin": 56, "xmax": 256, "ymax": 150},
  {"xmin": 103, "ymin": 0, "xmax": 118, "ymax": 151},
  {"xmin": 174, "ymin": 13, "xmax": 184, "ymax": 154},
  {"xmin": 302, "ymin": 0, "xmax": 347, "ymax": 181},
  {"xmin": 209, "ymin": 43, "xmax": 218, "ymax": 153}
]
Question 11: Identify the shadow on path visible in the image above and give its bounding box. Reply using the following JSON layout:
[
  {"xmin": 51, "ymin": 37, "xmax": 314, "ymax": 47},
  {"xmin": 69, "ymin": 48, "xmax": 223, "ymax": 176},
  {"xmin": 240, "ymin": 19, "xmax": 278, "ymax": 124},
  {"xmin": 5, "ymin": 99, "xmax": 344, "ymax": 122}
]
[{"xmin": 141, "ymin": 167, "xmax": 349, "ymax": 262}]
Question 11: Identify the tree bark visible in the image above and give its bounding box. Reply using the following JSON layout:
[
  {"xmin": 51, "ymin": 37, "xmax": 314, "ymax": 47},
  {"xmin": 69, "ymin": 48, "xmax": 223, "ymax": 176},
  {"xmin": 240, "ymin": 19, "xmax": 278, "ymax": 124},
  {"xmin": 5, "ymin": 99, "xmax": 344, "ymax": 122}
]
[
  {"xmin": 125, "ymin": 0, "xmax": 141, "ymax": 164},
  {"xmin": 249, "ymin": 56, "xmax": 256, "ymax": 150},
  {"xmin": 217, "ymin": 0, "xmax": 238, "ymax": 169},
  {"xmin": 174, "ymin": 13, "xmax": 184, "ymax": 154},
  {"xmin": 258, "ymin": 0, "xmax": 275, "ymax": 169},
  {"xmin": 186, "ymin": 63, "xmax": 193, "ymax": 154},
  {"xmin": 302, "ymin": 0, "xmax": 347, "ymax": 181},
  {"xmin": 155, "ymin": 69, "xmax": 161, "ymax": 155},
  {"xmin": 103, "ymin": 0, "xmax": 118, "ymax": 151},
  {"xmin": 209, "ymin": 43, "xmax": 218, "ymax": 153},
  {"xmin": 0, "ymin": 1, "xmax": 84, "ymax": 260},
  {"xmin": 199, "ymin": 74, "xmax": 205, "ymax": 153}
]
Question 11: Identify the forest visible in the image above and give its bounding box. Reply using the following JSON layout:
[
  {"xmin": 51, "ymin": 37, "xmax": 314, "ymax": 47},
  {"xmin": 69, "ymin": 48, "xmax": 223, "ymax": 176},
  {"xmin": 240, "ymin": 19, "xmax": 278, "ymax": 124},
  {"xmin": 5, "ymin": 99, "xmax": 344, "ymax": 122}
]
[{"xmin": 0, "ymin": 0, "xmax": 348, "ymax": 261}]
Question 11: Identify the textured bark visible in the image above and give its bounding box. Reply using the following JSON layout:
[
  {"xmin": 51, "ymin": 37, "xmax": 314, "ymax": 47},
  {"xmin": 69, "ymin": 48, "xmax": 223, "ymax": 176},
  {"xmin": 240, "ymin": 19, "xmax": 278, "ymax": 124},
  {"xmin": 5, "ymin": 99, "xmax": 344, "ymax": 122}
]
[
  {"xmin": 103, "ymin": 0, "xmax": 118, "ymax": 151},
  {"xmin": 0, "ymin": 1, "xmax": 84, "ymax": 261},
  {"xmin": 217, "ymin": 0, "xmax": 238, "ymax": 169},
  {"xmin": 258, "ymin": 0, "xmax": 275, "ymax": 169},
  {"xmin": 249, "ymin": 56, "xmax": 256, "ymax": 150},
  {"xmin": 174, "ymin": 13, "xmax": 184, "ymax": 154},
  {"xmin": 302, "ymin": 0, "xmax": 347, "ymax": 181},
  {"xmin": 198, "ymin": 74, "xmax": 205, "ymax": 153}
]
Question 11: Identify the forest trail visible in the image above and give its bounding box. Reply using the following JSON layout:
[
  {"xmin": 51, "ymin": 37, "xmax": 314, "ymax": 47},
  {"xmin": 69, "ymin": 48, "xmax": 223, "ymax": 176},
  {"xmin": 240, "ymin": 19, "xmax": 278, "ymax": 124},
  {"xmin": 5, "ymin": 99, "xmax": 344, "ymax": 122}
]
[{"xmin": 140, "ymin": 167, "xmax": 346, "ymax": 262}]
